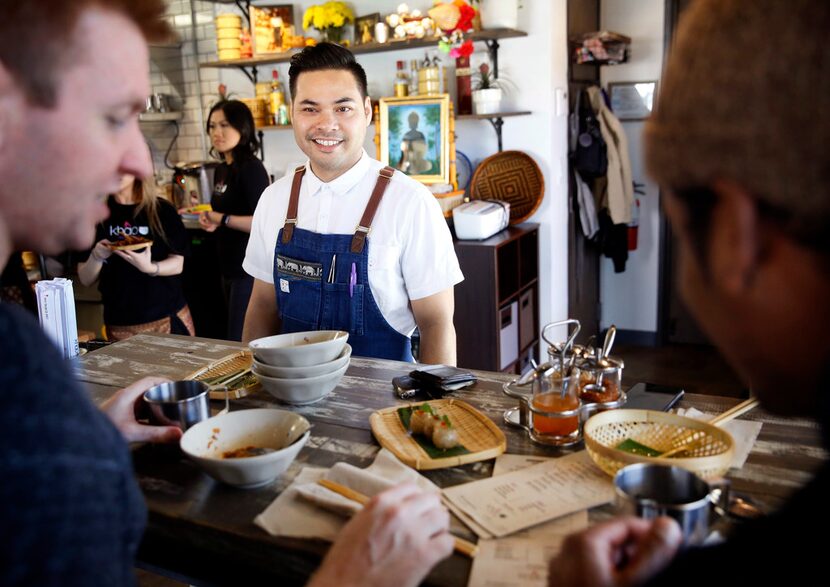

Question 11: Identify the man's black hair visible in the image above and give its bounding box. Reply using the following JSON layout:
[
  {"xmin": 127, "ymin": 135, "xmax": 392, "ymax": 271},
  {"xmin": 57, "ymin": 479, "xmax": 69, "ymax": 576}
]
[{"xmin": 288, "ymin": 42, "xmax": 369, "ymax": 101}]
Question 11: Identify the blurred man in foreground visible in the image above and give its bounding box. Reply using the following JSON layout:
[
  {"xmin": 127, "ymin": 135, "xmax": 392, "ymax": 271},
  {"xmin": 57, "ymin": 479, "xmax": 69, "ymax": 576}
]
[
  {"xmin": 0, "ymin": 1, "xmax": 450, "ymax": 585},
  {"xmin": 550, "ymin": 0, "xmax": 830, "ymax": 584}
]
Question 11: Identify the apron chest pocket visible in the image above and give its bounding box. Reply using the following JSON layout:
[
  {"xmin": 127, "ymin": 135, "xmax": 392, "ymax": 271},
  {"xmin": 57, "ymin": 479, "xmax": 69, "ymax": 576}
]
[
  {"xmin": 320, "ymin": 282, "xmax": 364, "ymax": 336},
  {"xmin": 276, "ymin": 255, "xmax": 323, "ymax": 330}
]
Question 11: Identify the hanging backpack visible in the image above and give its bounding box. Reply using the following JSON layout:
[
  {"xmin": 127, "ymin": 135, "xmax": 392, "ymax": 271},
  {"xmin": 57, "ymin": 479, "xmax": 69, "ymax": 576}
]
[{"xmin": 571, "ymin": 88, "xmax": 608, "ymax": 178}]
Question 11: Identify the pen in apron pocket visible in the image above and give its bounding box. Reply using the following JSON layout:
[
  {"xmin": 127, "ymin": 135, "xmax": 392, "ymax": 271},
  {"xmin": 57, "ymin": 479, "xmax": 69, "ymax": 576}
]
[
  {"xmin": 349, "ymin": 262, "xmax": 356, "ymax": 298},
  {"xmin": 327, "ymin": 254, "xmax": 336, "ymax": 283}
]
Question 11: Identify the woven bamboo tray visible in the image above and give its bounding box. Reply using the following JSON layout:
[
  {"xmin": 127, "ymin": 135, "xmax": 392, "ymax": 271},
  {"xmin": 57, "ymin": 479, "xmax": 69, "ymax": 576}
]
[
  {"xmin": 370, "ymin": 399, "xmax": 506, "ymax": 470},
  {"xmin": 583, "ymin": 409, "xmax": 735, "ymax": 480},
  {"xmin": 185, "ymin": 350, "xmax": 260, "ymax": 400}
]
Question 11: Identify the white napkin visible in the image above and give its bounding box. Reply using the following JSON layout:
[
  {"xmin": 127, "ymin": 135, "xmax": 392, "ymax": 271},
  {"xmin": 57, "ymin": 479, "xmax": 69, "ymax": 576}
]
[
  {"xmin": 254, "ymin": 448, "xmax": 438, "ymax": 541},
  {"xmin": 676, "ymin": 407, "xmax": 763, "ymax": 469}
]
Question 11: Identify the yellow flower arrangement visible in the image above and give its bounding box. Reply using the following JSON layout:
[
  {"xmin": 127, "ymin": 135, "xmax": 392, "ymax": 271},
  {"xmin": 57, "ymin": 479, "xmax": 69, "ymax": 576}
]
[{"xmin": 303, "ymin": 2, "xmax": 355, "ymax": 41}]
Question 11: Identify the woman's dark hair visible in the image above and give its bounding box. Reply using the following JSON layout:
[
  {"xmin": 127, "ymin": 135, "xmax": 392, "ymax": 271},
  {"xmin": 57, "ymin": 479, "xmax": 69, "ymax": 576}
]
[
  {"xmin": 206, "ymin": 99, "xmax": 260, "ymax": 163},
  {"xmin": 288, "ymin": 42, "xmax": 368, "ymax": 101}
]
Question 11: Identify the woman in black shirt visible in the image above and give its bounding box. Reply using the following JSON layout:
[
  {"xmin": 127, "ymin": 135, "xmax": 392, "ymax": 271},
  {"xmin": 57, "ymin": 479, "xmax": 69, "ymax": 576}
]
[
  {"xmin": 78, "ymin": 175, "xmax": 193, "ymax": 341},
  {"xmin": 199, "ymin": 100, "xmax": 269, "ymax": 341}
]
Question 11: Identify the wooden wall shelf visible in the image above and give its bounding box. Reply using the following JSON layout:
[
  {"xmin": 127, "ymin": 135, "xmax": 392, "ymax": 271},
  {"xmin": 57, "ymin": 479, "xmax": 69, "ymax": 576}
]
[{"xmin": 199, "ymin": 29, "xmax": 528, "ymax": 69}]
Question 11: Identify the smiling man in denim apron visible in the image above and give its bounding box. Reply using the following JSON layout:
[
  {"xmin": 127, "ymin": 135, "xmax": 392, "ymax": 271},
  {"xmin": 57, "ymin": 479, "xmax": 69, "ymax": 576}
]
[{"xmin": 242, "ymin": 43, "xmax": 463, "ymax": 364}]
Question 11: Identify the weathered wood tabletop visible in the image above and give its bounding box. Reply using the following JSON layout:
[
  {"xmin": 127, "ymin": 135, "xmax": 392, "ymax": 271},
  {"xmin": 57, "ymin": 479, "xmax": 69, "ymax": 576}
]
[{"xmin": 74, "ymin": 334, "xmax": 826, "ymax": 587}]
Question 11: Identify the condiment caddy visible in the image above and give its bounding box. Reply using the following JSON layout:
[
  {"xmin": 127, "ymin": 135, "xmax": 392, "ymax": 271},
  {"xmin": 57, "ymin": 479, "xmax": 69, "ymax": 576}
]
[{"xmin": 502, "ymin": 320, "xmax": 627, "ymax": 447}]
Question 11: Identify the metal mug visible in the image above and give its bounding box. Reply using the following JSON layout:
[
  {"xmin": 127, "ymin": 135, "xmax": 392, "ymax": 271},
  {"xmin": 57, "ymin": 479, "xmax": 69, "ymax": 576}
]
[
  {"xmin": 614, "ymin": 463, "xmax": 729, "ymax": 545},
  {"xmin": 151, "ymin": 92, "xmax": 170, "ymax": 113},
  {"xmin": 143, "ymin": 380, "xmax": 210, "ymax": 431}
]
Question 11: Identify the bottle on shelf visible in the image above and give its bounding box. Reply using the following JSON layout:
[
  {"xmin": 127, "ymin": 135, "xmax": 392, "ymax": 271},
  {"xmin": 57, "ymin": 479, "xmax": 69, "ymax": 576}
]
[
  {"xmin": 455, "ymin": 56, "xmax": 473, "ymax": 115},
  {"xmin": 409, "ymin": 59, "xmax": 419, "ymax": 96},
  {"xmin": 394, "ymin": 60, "xmax": 409, "ymax": 97},
  {"xmin": 269, "ymin": 69, "xmax": 290, "ymax": 126},
  {"xmin": 418, "ymin": 52, "xmax": 441, "ymax": 95}
]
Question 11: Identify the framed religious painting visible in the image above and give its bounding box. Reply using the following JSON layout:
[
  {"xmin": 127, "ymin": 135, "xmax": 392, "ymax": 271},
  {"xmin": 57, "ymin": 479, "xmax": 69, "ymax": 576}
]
[
  {"xmin": 378, "ymin": 94, "xmax": 451, "ymax": 185},
  {"xmin": 608, "ymin": 81, "xmax": 658, "ymax": 120},
  {"xmin": 249, "ymin": 4, "xmax": 295, "ymax": 57}
]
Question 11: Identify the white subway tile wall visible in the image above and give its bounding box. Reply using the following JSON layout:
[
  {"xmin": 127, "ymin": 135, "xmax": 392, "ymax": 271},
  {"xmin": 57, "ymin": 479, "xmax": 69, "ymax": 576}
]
[{"xmin": 144, "ymin": 0, "xmax": 222, "ymax": 180}]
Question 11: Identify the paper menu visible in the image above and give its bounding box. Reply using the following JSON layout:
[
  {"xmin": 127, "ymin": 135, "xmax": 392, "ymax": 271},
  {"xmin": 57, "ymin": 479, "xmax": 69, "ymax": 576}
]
[
  {"xmin": 442, "ymin": 451, "xmax": 613, "ymax": 538},
  {"xmin": 467, "ymin": 513, "xmax": 587, "ymax": 587},
  {"xmin": 466, "ymin": 454, "xmax": 589, "ymax": 587}
]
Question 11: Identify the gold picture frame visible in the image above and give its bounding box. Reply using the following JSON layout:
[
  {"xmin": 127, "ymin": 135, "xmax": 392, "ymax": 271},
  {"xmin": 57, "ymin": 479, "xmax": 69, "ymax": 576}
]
[
  {"xmin": 378, "ymin": 94, "xmax": 451, "ymax": 185},
  {"xmin": 354, "ymin": 13, "xmax": 380, "ymax": 46}
]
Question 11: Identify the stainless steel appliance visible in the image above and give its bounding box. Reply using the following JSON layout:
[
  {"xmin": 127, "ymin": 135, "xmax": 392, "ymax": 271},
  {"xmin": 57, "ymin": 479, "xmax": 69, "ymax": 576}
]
[{"xmin": 172, "ymin": 161, "xmax": 220, "ymax": 209}]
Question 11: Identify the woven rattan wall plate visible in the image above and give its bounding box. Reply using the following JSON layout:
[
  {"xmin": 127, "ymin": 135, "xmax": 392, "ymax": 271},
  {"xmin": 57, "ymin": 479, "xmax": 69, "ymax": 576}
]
[
  {"xmin": 370, "ymin": 399, "xmax": 506, "ymax": 470},
  {"xmin": 469, "ymin": 150, "xmax": 544, "ymax": 224},
  {"xmin": 583, "ymin": 409, "xmax": 735, "ymax": 480}
]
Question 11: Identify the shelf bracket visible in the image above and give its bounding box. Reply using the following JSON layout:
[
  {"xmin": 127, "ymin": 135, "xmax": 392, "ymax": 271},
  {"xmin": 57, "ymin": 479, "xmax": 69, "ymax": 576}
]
[
  {"xmin": 237, "ymin": 65, "xmax": 259, "ymax": 85},
  {"xmin": 484, "ymin": 39, "xmax": 501, "ymax": 78},
  {"xmin": 235, "ymin": 0, "xmax": 252, "ymax": 29},
  {"xmin": 258, "ymin": 130, "xmax": 265, "ymax": 161},
  {"xmin": 486, "ymin": 117, "xmax": 505, "ymax": 152}
]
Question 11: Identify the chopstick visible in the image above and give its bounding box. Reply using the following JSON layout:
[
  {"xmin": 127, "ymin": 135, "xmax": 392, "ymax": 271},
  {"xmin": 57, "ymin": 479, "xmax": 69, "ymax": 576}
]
[
  {"xmin": 661, "ymin": 397, "xmax": 760, "ymax": 458},
  {"xmin": 317, "ymin": 479, "xmax": 478, "ymax": 559},
  {"xmin": 709, "ymin": 397, "xmax": 759, "ymax": 426},
  {"xmin": 208, "ymin": 367, "xmax": 252, "ymax": 390}
]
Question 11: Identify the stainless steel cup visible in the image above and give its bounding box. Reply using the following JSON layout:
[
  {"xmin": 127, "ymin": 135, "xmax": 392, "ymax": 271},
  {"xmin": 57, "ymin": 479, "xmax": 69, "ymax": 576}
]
[
  {"xmin": 143, "ymin": 380, "xmax": 210, "ymax": 430},
  {"xmin": 614, "ymin": 463, "xmax": 728, "ymax": 545},
  {"xmin": 151, "ymin": 92, "xmax": 170, "ymax": 113}
]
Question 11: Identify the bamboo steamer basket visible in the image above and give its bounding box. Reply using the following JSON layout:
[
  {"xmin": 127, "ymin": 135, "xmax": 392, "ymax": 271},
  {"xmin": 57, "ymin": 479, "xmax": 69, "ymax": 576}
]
[
  {"xmin": 240, "ymin": 97, "xmax": 268, "ymax": 126},
  {"xmin": 217, "ymin": 38, "xmax": 242, "ymax": 50},
  {"xmin": 217, "ymin": 48, "xmax": 242, "ymax": 61},
  {"xmin": 255, "ymin": 82, "xmax": 271, "ymax": 98},
  {"xmin": 217, "ymin": 27, "xmax": 241, "ymax": 40},
  {"xmin": 215, "ymin": 13, "xmax": 242, "ymax": 28},
  {"xmin": 583, "ymin": 409, "xmax": 735, "ymax": 480}
]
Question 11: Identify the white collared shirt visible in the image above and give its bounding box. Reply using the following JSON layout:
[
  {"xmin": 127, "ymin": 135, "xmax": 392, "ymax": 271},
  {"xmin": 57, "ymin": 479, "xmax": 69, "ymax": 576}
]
[{"xmin": 243, "ymin": 150, "xmax": 464, "ymax": 336}]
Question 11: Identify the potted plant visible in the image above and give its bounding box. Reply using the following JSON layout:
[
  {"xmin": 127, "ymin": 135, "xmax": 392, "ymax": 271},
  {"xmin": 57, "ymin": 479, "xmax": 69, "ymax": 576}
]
[
  {"xmin": 471, "ymin": 63, "xmax": 508, "ymax": 115},
  {"xmin": 302, "ymin": 1, "xmax": 355, "ymax": 44}
]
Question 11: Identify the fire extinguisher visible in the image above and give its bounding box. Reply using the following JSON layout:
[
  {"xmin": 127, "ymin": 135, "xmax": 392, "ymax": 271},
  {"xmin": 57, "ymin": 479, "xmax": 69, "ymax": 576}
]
[
  {"xmin": 628, "ymin": 182, "xmax": 646, "ymax": 251},
  {"xmin": 628, "ymin": 197, "xmax": 640, "ymax": 251}
]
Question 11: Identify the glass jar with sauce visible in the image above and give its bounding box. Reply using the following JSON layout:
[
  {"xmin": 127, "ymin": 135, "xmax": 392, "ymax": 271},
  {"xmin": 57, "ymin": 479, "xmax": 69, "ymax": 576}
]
[{"xmin": 577, "ymin": 356, "xmax": 625, "ymax": 407}]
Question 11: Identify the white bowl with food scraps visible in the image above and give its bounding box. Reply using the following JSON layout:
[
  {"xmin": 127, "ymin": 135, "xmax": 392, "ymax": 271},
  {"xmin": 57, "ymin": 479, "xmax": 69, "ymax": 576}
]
[
  {"xmin": 249, "ymin": 330, "xmax": 349, "ymax": 367},
  {"xmin": 254, "ymin": 361, "xmax": 348, "ymax": 405},
  {"xmin": 180, "ymin": 409, "xmax": 310, "ymax": 488}
]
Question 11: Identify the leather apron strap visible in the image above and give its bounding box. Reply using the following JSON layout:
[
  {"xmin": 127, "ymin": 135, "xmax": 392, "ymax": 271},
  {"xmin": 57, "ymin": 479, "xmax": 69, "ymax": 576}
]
[
  {"xmin": 282, "ymin": 165, "xmax": 306, "ymax": 244},
  {"xmin": 351, "ymin": 166, "xmax": 395, "ymax": 254},
  {"xmin": 281, "ymin": 164, "xmax": 396, "ymax": 252}
]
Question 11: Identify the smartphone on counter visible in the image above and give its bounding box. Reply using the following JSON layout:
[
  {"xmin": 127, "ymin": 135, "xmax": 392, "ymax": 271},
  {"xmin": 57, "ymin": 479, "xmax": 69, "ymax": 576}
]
[{"xmin": 624, "ymin": 382, "xmax": 685, "ymax": 411}]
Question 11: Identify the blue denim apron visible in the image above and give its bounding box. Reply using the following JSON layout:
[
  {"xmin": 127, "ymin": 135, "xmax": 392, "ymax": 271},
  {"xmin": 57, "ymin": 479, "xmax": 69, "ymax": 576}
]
[{"xmin": 273, "ymin": 166, "xmax": 413, "ymax": 361}]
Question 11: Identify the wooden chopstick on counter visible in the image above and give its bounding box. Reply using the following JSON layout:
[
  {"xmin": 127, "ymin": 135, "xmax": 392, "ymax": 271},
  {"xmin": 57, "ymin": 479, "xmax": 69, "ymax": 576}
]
[
  {"xmin": 709, "ymin": 397, "xmax": 760, "ymax": 426},
  {"xmin": 317, "ymin": 479, "xmax": 479, "ymax": 559},
  {"xmin": 661, "ymin": 397, "xmax": 760, "ymax": 458}
]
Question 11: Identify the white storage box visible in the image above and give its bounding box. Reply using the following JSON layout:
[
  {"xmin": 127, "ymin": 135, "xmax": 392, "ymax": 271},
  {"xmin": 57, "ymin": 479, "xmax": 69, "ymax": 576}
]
[{"xmin": 452, "ymin": 200, "xmax": 510, "ymax": 240}]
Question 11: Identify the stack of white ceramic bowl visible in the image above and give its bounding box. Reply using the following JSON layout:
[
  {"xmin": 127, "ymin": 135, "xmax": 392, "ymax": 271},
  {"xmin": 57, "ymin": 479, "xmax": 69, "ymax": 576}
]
[{"xmin": 250, "ymin": 330, "xmax": 350, "ymax": 405}]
